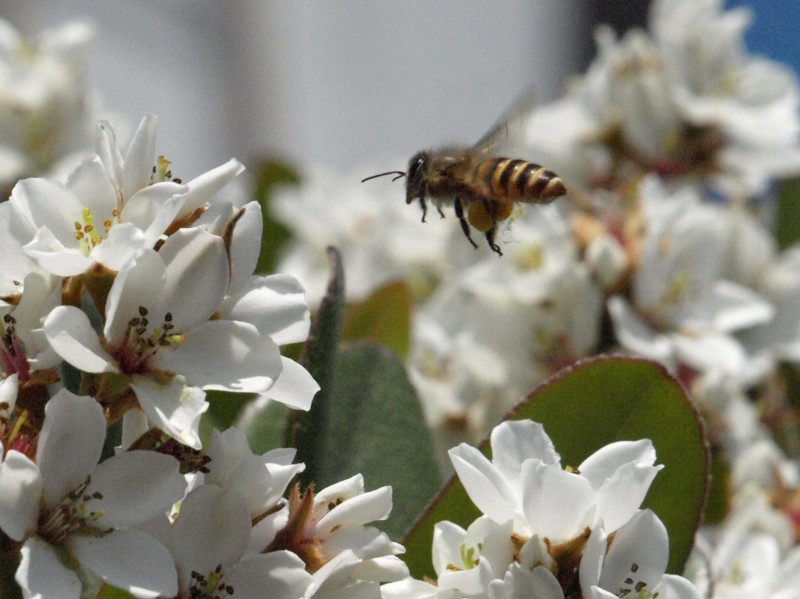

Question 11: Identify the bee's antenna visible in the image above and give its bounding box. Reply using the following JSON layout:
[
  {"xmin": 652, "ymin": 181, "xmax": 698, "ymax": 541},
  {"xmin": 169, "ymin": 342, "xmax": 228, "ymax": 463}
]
[{"xmin": 361, "ymin": 170, "xmax": 406, "ymax": 183}]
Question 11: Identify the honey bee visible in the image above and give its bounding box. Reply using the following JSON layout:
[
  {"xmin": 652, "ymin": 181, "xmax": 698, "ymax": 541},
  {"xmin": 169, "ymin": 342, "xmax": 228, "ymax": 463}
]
[{"xmin": 362, "ymin": 96, "xmax": 566, "ymax": 256}]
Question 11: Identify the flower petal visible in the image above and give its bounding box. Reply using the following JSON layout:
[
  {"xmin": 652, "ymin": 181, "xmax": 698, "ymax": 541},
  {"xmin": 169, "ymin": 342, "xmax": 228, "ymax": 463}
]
[
  {"xmin": 88, "ymin": 450, "xmax": 185, "ymax": 528},
  {"xmin": 44, "ymin": 305, "xmax": 117, "ymax": 374},
  {"xmin": 172, "ymin": 485, "xmax": 251, "ymax": 588},
  {"xmin": 96, "ymin": 120, "xmax": 125, "ymax": 190},
  {"xmin": 597, "ymin": 509, "xmax": 668, "ymax": 594},
  {"xmin": 11, "ymin": 178, "xmax": 83, "ymax": 246},
  {"xmin": 520, "ymin": 459, "xmax": 595, "ymax": 542},
  {"xmin": 228, "ymin": 201, "xmax": 263, "ymax": 295},
  {"xmin": 0, "ymin": 202, "xmax": 38, "ymax": 296},
  {"xmin": 155, "ymin": 228, "xmax": 229, "ymax": 331},
  {"xmin": 17, "ymin": 537, "xmax": 81, "ymax": 599},
  {"xmin": 69, "ymin": 529, "xmax": 177, "ymax": 599},
  {"xmin": 652, "ymin": 574, "xmax": 703, "ymax": 599},
  {"xmin": 490, "ymin": 420, "xmax": 560, "ymax": 484},
  {"xmin": 90, "ymin": 222, "xmax": 147, "ymax": 271},
  {"xmin": 223, "ymin": 274, "xmax": 311, "ymax": 345},
  {"xmin": 131, "ymin": 377, "xmax": 207, "ymax": 449},
  {"xmin": 180, "ymin": 158, "xmax": 245, "ymax": 215},
  {"xmin": 37, "ymin": 389, "xmax": 106, "ymax": 508},
  {"xmin": 316, "ymin": 486, "xmax": 393, "ymax": 536},
  {"xmin": 449, "ymin": 443, "xmax": 523, "ymax": 529},
  {"xmin": 257, "ymin": 356, "xmax": 319, "ymax": 410},
  {"xmin": 155, "ymin": 320, "xmax": 281, "ymax": 393},
  {"xmin": 608, "ymin": 296, "xmax": 676, "ymax": 367},
  {"xmin": 707, "ymin": 279, "xmax": 774, "ymax": 332},
  {"xmin": 65, "ymin": 155, "xmax": 117, "ymax": 219},
  {"xmin": 121, "ymin": 182, "xmax": 187, "ymax": 241},
  {"xmin": 103, "ymin": 248, "xmax": 166, "ymax": 344},
  {"xmin": 0, "ymin": 451, "xmax": 41, "ymax": 541},
  {"xmin": 593, "ymin": 460, "xmax": 663, "ymax": 533},
  {"xmin": 226, "ymin": 551, "xmax": 312, "ymax": 599},
  {"xmin": 579, "ymin": 440, "xmax": 657, "ymax": 488},
  {"xmin": 122, "ymin": 114, "xmax": 157, "ymax": 199},
  {"xmin": 24, "ymin": 226, "xmax": 93, "ymax": 276}
]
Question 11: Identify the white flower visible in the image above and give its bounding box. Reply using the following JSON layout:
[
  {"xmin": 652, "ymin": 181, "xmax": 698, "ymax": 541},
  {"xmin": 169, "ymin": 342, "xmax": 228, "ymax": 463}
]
[
  {"xmin": 43, "ymin": 228, "xmax": 282, "ymax": 448},
  {"xmin": 216, "ymin": 200, "xmax": 319, "ymax": 411},
  {"xmin": 740, "ymin": 243, "xmax": 800, "ymax": 366},
  {"xmin": 0, "ymin": 18, "xmax": 98, "ymax": 190},
  {"xmin": 263, "ymin": 474, "xmax": 408, "ymax": 596},
  {"xmin": 430, "ymin": 517, "xmax": 518, "ymax": 597},
  {"xmin": 650, "ymin": 0, "xmax": 800, "ymax": 194},
  {"xmin": 582, "ymin": 25, "xmax": 683, "ymax": 166},
  {"xmin": 690, "ymin": 527, "xmax": 800, "ymax": 598},
  {"xmin": 8, "ymin": 115, "xmax": 187, "ymax": 277},
  {"xmin": 408, "ymin": 315, "xmax": 510, "ymax": 469},
  {"xmin": 148, "ymin": 483, "xmax": 314, "ymax": 599},
  {"xmin": 9, "ymin": 115, "xmax": 245, "ymax": 277},
  {"xmin": 387, "ymin": 420, "xmax": 697, "ymax": 599},
  {"xmin": 580, "ymin": 511, "xmax": 702, "ymax": 599},
  {"xmin": 0, "ymin": 269, "xmax": 62, "ymax": 377},
  {"xmin": 203, "ymin": 427, "xmax": 304, "ymax": 524},
  {"xmin": 524, "ymin": 0, "xmax": 800, "ymax": 193},
  {"xmin": 608, "ymin": 177, "xmax": 773, "ymax": 380},
  {"xmin": 0, "ymin": 389, "xmax": 185, "ymax": 599},
  {"xmin": 449, "ymin": 420, "xmax": 662, "ymax": 542},
  {"xmin": 0, "ymin": 201, "xmax": 42, "ymax": 298}
]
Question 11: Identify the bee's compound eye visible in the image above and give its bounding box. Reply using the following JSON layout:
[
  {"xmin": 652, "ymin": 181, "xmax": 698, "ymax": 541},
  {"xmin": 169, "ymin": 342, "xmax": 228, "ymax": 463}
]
[{"xmin": 408, "ymin": 153, "xmax": 426, "ymax": 181}]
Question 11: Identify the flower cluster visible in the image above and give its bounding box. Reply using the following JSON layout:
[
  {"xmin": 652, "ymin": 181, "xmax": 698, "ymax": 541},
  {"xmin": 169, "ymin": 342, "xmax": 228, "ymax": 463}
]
[
  {"xmin": 0, "ymin": 114, "xmax": 410, "ymax": 598},
  {"xmin": 383, "ymin": 420, "xmax": 700, "ymax": 599}
]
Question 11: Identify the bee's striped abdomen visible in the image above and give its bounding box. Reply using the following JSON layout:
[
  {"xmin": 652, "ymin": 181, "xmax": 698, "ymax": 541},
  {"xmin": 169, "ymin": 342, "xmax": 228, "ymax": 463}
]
[{"xmin": 477, "ymin": 157, "xmax": 566, "ymax": 203}]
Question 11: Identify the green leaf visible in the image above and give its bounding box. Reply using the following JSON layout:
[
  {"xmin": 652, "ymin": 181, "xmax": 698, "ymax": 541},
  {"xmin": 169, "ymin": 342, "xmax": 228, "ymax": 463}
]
[
  {"xmin": 315, "ymin": 341, "xmax": 440, "ymax": 539},
  {"xmin": 342, "ymin": 281, "xmax": 413, "ymax": 359},
  {"xmin": 290, "ymin": 247, "xmax": 345, "ymax": 483},
  {"xmin": 236, "ymin": 396, "xmax": 292, "ymax": 455},
  {"xmin": 703, "ymin": 444, "xmax": 730, "ymax": 525},
  {"xmin": 0, "ymin": 545, "xmax": 21, "ymax": 599},
  {"xmin": 774, "ymin": 175, "xmax": 800, "ymax": 251},
  {"xmin": 252, "ymin": 158, "xmax": 300, "ymax": 274},
  {"xmin": 95, "ymin": 585, "xmax": 136, "ymax": 599},
  {"xmin": 204, "ymin": 390, "xmax": 254, "ymax": 429},
  {"xmin": 402, "ymin": 355, "xmax": 709, "ymax": 579}
]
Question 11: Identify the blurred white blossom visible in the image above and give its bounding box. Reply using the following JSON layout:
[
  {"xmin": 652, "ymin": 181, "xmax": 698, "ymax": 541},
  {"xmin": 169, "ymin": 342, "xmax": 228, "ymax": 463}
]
[
  {"xmin": 272, "ymin": 166, "xmax": 455, "ymax": 304},
  {"xmin": 0, "ymin": 18, "xmax": 99, "ymax": 192}
]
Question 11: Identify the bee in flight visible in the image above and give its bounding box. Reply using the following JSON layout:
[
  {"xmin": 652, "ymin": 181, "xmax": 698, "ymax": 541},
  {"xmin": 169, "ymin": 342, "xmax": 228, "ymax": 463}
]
[{"xmin": 362, "ymin": 97, "xmax": 566, "ymax": 256}]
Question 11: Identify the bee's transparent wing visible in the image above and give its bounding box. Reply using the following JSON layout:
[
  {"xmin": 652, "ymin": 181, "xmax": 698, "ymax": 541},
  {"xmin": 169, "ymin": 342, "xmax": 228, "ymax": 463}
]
[{"xmin": 471, "ymin": 88, "xmax": 538, "ymax": 156}]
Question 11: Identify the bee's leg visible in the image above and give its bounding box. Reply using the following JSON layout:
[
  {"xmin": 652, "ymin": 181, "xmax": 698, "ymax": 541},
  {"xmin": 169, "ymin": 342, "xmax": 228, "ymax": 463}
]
[
  {"xmin": 454, "ymin": 197, "xmax": 479, "ymax": 249},
  {"xmin": 485, "ymin": 225, "xmax": 503, "ymax": 256},
  {"xmin": 418, "ymin": 197, "xmax": 428, "ymax": 223},
  {"xmin": 479, "ymin": 199, "xmax": 502, "ymax": 256}
]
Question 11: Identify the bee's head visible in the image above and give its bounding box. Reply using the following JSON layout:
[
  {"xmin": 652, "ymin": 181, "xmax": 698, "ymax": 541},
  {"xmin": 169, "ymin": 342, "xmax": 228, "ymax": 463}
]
[
  {"xmin": 405, "ymin": 151, "xmax": 428, "ymax": 205},
  {"xmin": 360, "ymin": 151, "xmax": 428, "ymax": 206}
]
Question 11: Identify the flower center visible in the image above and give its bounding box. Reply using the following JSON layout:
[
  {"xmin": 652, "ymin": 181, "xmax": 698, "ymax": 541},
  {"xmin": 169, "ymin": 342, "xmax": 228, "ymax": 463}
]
[
  {"xmin": 38, "ymin": 475, "xmax": 108, "ymax": 545},
  {"xmin": 617, "ymin": 561, "xmax": 654, "ymax": 598},
  {"xmin": 188, "ymin": 564, "xmax": 233, "ymax": 599},
  {"xmin": 512, "ymin": 242, "xmax": 545, "ymax": 271},
  {"xmin": 74, "ymin": 206, "xmax": 120, "ymax": 255},
  {"xmin": 114, "ymin": 307, "xmax": 185, "ymax": 376}
]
